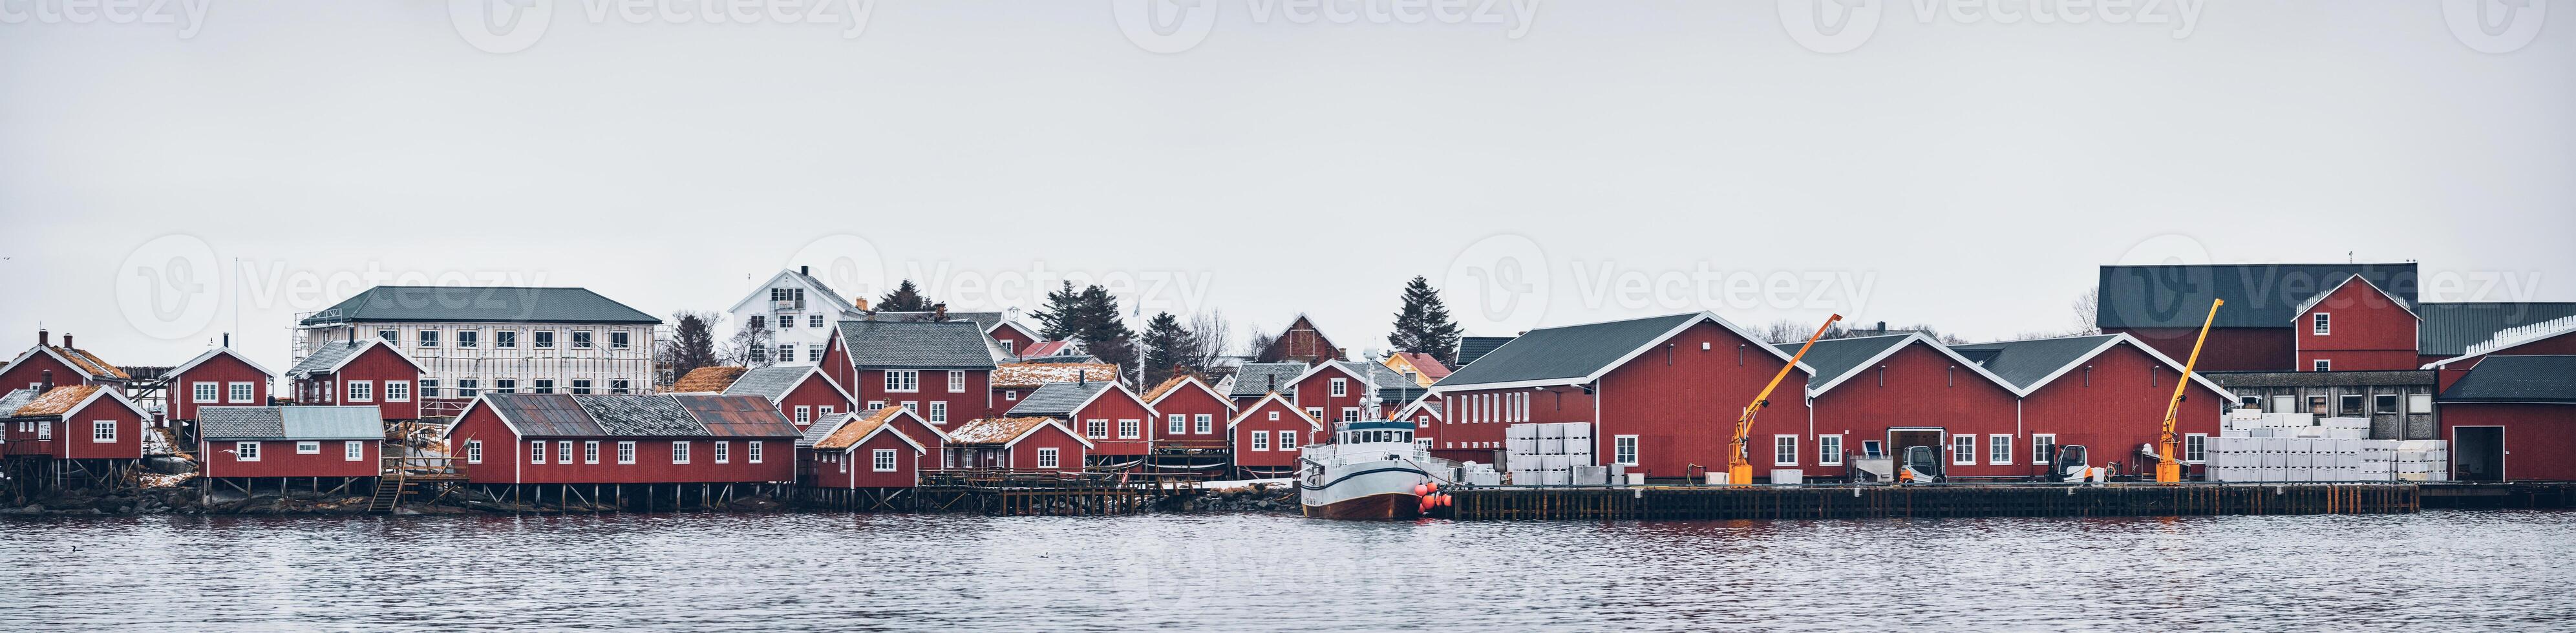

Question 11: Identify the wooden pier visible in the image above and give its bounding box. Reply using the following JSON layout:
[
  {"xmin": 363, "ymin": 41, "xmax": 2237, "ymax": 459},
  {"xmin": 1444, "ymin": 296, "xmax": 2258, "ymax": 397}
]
[
  {"xmin": 1443, "ymin": 483, "xmax": 2422, "ymax": 521},
  {"xmin": 884, "ymin": 470, "xmax": 1202, "ymax": 516}
]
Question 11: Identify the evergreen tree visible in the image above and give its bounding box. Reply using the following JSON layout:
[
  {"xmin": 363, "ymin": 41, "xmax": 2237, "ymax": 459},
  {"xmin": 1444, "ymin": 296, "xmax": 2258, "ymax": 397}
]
[
  {"xmin": 1140, "ymin": 312, "xmax": 1193, "ymax": 387},
  {"xmin": 1036, "ymin": 281, "xmax": 1140, "ymax": 378},
  {"xmin": 877, "ymin": 280, "xmax": 934, "ymax": 312},
  {"xmin": 665, "ymin": 311, "xmax": 721, "ymax": 380},
  {"xmin": 1036, "ymin": 281, "xmax": 1085, "ymax": 340},
  {"xmin": 1387, "ymin": 276, "xmax": 1464, "ymax": 364}
]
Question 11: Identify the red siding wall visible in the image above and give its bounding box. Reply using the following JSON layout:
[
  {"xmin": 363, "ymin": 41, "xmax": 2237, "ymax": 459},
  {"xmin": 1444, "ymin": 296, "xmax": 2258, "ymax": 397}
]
[
  {"xmin": 2442, "ymin": 404, "xmax": 2576, "ymax": 481},
  {"xmin": 1072, "ymin": 389, "xmax": 1155, "ymax": 457},
  {"xmin": 2113, "ymin": 327, "xmax": 2292, "ymax": 372},
  {"xmin": 37, "ymin": 398, "xmax": 148, "ymax": 460},
  {"xmin": 1805, "ymin": 343, "xmax": 2026, "ymax": 479},
  {"xmin": 300, "ymin": 346, "xmax": 422, "ymax": 420},
  {"xmin": 1292, "ymin": 366, "xmax": 1374, "ymax": 425},
  {"xmin": 855, "ymin": 369, "xmax": 990, "ymax": 426},
  {"xmin": 171, "ymin": 354, "xmax": 270, "ymax": 421},
  {"xmin": 2016, "ymin": 344, "xmax": 2228, "ymax": 477},
  {"xmin": 1231, "ymin": 399, "xmax": 1317, "ymax": 468},
  {"xmin": 776, "ymin": 374, "xmax": 853, "ymax": 428},
  {"xmin": 445, "ymin": 406, "xmax": 796, "ymax": 484},
  {"xmin": 1007, "ymin": 425, "xmax": 1087, "ymax": 473},
  {"xmin": 1, "ymin": 352, "xmax": 95, "ymax": 391},
  {"xmin": 1427, "ymin": 386, "xmax": 1595, "ymax": 462},
  {"xmin": 991, "ymin": 327, "xmax": 1038, "ymax": 359},
  {"xmin": 808, "ymin": 433, "xmax": 921, "ymax": 489},
  {"xmin": 2295, "ymin": 281, "xmax": 2421, "ymax": 372},
  {"xmin": 1596, "ymin": 320, "xmax": 1810, "ymax": 481},
  {"xmin": 884, "ymin": 415, "xmax": 949, "ymax": 470},
  {"xmin": 1149, "ymin": 385, "xmax": 1234, "ymax": 443},
  {"xmin": 202, "ymin": 439, "xmax": 378, "ymax": 478}
]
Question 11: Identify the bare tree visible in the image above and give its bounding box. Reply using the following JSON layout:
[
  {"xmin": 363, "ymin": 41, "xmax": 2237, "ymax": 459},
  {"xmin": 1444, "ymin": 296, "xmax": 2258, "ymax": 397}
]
[
  {"xmin": 2071, "ymin": 287, "xmax": 2102, "ymax": 335},
  {"xmin": 1244, "ymin": 321, "xmax": 1277, "ymax": 363},
  {"xmin": 721, "ymin": 323, "xmax": 777, "ymax": 368},
  {"xmin": 1187, "ymin": 309, "xmax": 1235, "ymax": 371}
]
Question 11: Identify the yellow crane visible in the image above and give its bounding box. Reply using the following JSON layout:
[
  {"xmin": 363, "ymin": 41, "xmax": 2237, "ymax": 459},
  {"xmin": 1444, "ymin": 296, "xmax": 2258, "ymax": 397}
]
[
  {"xmin": 2155, "ymin": 298, "xmax": 2223, "ymax": 484},
  {"xmin": 1729, "ymin": 314, "xmax": 1840, "ymax": 486}
]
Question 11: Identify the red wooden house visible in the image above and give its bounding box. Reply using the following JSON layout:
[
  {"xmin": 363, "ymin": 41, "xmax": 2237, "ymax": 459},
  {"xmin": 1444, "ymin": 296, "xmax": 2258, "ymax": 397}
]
[
  {"xmin": 3, "ymin": 330, "xmax": 130, "ymax": 394},
  {"xmin": 821, "ymin": 320, "xmax": 997, "ymax": 428},
  {"xmin": 285, "ymin": 338, "xmax": 425, "ymax": 421},
  {"xmin": 2436, "ymin": 355, "xmax": 2576, "ymax": 482},
  {"xmin": 197, "ymin": 406, "xmax": 383, "ymax": 481},
  {"xmin": 0, "ymin": 384, "xmax": 152, "ymax": 472},
  {"xmin": 1429, "ymin": 312, "xmax": 1813, "ymax": 482},
  {"xmin": 2292, "ymin": 275, "xmax": 2422, "ymax": 373},
  {"xmin": 1005, "ymin": 379, "xmax": 1153, "ymax": 467},
  {"xmin": 1950, "ymin": 333, "xmax": 2233, "ymax": 479},
  {"xmin": 1228, "ymin": 393, "xmax": 1321, "ymax": 477},
  {"xmin": 991, "ymin": 362, "xmax": 1118, "ymax": 410},
  {"xmin": 1144, "ymin": 375, "xmax": 1235, "ymax": 447},
  {"xmin": 796, "ymin": 406, "xmax": 931, "ymax": 489},
  {"xmin": 443, "ymin": 393, "xmax": 802, "ymax": 488},
  {"xmin": 1784, "ymin": 334, "xmax": 2025, "ymax": 481},
  {"xmin": 1288, "ymin": 361, "xmax": 1380, "ymax": 426},
  {"xmin": 988, "ymin": 321, "xmax": 1045, "ymax": 359},
  {"xmin": 942, "ymin": 417, "xmax": 1089, "ymax": 473},
  {"xmin": 720, "ymin": 365, "xmax": 856, "ymax": 428},
  {"xmin": 1255, "ymin": 315, "xmax": 1345, "ymax": 363},
  {"xmin": 166, "ymin": 346, "xmax": 275, "ymax": 424}
]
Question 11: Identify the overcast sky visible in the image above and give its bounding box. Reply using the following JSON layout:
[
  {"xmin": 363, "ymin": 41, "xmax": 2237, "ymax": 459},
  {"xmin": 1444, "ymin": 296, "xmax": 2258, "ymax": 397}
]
[{"xmin": 3, "ymin": 1, "xmax": 2570, "ymax": 373}]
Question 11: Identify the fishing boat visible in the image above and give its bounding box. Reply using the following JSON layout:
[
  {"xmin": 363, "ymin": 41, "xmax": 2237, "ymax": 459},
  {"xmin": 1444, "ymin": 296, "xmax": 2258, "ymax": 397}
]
[{"xmin": 1297, "ymin": 420, "xmax": 1453, "ymax": 520}]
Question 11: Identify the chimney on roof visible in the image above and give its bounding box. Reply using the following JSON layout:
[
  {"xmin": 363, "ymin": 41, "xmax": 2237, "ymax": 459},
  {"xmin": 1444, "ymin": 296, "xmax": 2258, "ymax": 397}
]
[
  {"xmin": 37, "ymin": 329, "xmax": 48, "ymax": 346},
  {"xmin": 223, "ymin": 333, "xmax": 231, "ymax": 348},
  {"xmin": 61, "ymin": 334, "xmax": 72, "ymax": 349},
  {"xmin": 800, "ymin": 265, "xmax": 810, "ymax": 276},
  {"xmin": 1876, "ymin": 322, "xmax": 1888, "ymax": 334}
]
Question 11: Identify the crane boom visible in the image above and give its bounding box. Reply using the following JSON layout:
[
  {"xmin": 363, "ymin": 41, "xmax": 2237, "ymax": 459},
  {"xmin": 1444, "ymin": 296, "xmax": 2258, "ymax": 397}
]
[
  {"xmin": 2154, "ymin": 298, "xmax": 2223, "ymax": 484},
  {"xmin": 1729, "ymin": 314, "xmax": 1840, "ymax": 486}
]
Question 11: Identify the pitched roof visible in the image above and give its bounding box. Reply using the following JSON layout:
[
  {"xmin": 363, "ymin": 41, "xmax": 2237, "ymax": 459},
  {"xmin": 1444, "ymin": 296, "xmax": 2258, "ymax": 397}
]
[
  {"xmin": 1454, "ymin": 336, "xmax": 1516, "ymax": 368},
  {"xmin": 992, "ymin": 362, "xmax": 1119, "ymax": 388},
  {"xmin": 465, "ymin": 393, "xmax": 800, "ymax": 439},
  {"xmin": 1006, "ymin": 380, "xmax": 1118, "ymax": 418},
  {"xmin": 1143, "ymin": 375, "xmax": 1228, "ymax": 408},
  {"xmin": 1013, "ymin": 355, "xmax": 1103, "ymax": 365},
  {"xmin": 299, "ymin": 286, "xmax": 660, "ymax": 325},
  {"xmin": 14, "ymin": 384, "xmax": 103, "ymax": 417},
  {"xmin": 860, "ymin": 311, "xmax": 1009, "ymax": 331},
  {"xmin": 729, "ymin": 269, "xmax": 860, "ymax": 316},
  {"xmin": 944, "ymin": 417, "xmax": 1087, "ymax": 448},
  {"xmin": 13, "ymin": 344, "xmax": 131, "ymax": 381},
  {"xmin": 1774, "ymin": 335, "xmax": 1916, "ymax": 389},
  {"xmin": 670, "ymin": 394, "xmax": 804, "ymax": 438},
  {"xmin": 168, "ymin": 347, "xmax": 275, "ymax": 379},
  {"xmin": 1226, "ymin": 393, "xmax": 1323, "ymax": 431},
  {"xmin": 2436, "ymin": 355, "xmax": 2576, "ymax": 404},
  {"xmin": 1434, "ymin": 313, "xmax": 1803, "ymax": 390},
  {"xmin": 2289, "ymin": 274, "xmax": 2418, "ymax": 320},
  {"xmin": 835, "ymin": 320, "xmax": 1000, "ymax": 370},
  {"xmin": 808, "ymin": 407, "xmax": 926, "ymax": 451},
  {"xmin": 1019, "ymin": 340, "xmax": 1076, "ymax": 358},
  {"xmin": 0, "ymin": 388, "xmax": 40, "ymax": 417},
  {"xmin": 573, "ymin": 395, "xmax": 707, "ymax": 436},
  {"xmin": 285, "ymin": 339, "xmax": 421, "ymax": 378},
  {"xmin": 2418, "ymin": 302, "xmax": 2576, "ymax": 357},
  {"xmin": 2096, "ymin": 263, "xmax": 2417, "ymax": 329},
  {"xmin": 1230, "ymin": 362, "xmax": 1309, "ymax": 397},
  {"xmin": 1946, "ymin": 335, "xmax": 2127, "ymax": 389},
  {"xmin": 672, "ymin": 366, "xmax": 749, "ymax": 393},
  {"xmin": 720, "ymin": 366, "xmax": 812, "ymax": 400},
  {"xmin": 1391, "ymin": 353, "xmax": 1452, "ymax": 379},
  {"xmin": 198, "ymin": 406, "xmax": 385, "ymax": 441}
]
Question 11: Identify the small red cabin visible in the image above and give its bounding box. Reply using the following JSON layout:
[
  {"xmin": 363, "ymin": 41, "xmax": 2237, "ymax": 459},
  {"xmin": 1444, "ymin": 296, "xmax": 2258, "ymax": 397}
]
[
  {"xmin": 798, "ymin": 406, "xmax": 931, "ymax": 489},
  {"xmin": 1144, "ymin": 375, "xmax": 1235, "ymax": 447},
  {"xmin": 1228, "ymin": 393, "xmax": 1321, "ymax": 477},
  {"xmin": 990, "ymin": 362, "xmax": 1118, "ymax": 415},
  {"xmin": 1005, "ymin": 380, "xmax": 1153, "ymax": 464},
  {"xmin": 166, "ymin": 347, "xmax": 276, "ymax": 423},
  {"xmin": 942, "ymin": 417, "xmax": 1090, "ymax": 473},
  {"xmin": 443, "ymin": 393, "xmax": 802, "ymax": 486},
  {"xmin": 0, "ymin": 384, "xmax": 150, "ymax": 461},
  {"xmin": 285, "ymin": 339, "xmax": 425, "ymax": 421},
  {"xmin": 198, "ymin": 406, "xmax": 384, "ymax": 479},
  {"xmin": 3, "ymin": 330, "xmax": 131, "ymax": 394},
  {"xmin": 1289, "ymin": 361, "xmax": 1378, "ymax": 426}
]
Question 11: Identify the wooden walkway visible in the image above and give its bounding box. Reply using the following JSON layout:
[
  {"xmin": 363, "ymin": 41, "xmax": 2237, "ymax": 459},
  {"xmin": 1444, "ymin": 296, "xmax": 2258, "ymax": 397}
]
[{"xmin": 1445, "ymin": 483, "xmax": 2422, "ymax": 520}]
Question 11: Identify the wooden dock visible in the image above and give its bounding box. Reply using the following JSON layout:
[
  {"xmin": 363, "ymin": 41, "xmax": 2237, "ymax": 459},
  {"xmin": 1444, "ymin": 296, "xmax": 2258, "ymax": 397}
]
[
  {"xmin": 1443, "ymin": 483, "xmax": 2422, "ymax": 520},
  {"xmin": 884, "ymin": 470, "xmax": 1203, "ymax": 516}
]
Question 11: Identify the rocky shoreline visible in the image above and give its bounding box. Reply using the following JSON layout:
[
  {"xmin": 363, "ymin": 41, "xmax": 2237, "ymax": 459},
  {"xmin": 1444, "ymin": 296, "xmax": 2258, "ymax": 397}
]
[{"xmin": 0, "ymin": 482, "xmax": 1303, "ymax": 517}]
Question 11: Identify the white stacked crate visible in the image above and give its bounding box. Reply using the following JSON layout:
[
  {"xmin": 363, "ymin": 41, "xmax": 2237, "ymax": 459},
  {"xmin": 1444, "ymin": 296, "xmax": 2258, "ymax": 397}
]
[{"xmin": 1505, "ymin": 422, "xmax": 1596, "ymax": 486}]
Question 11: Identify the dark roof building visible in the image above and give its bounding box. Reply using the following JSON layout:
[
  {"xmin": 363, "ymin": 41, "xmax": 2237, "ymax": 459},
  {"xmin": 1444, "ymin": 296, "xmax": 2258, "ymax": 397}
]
[
  {"xmin": 721, "ymin": 366, "xmax": 813, "ymax": 401},
  {"xmin": 1947, "ymin": 335, "xmax": 2126, "ymax": 390},
  {"xmin": 1229, "ymin": 362, "xmax": 1310, "ymax": 398},
  {"xmin": 1436, "ymin": 313, "xmax": 1803, "ymax": 389},
  {"xmin": 1005, "ymin": 380, "xmax": 1115, "ymax": 418},
  {"xmin": 835, "ymin": 320, "xmax": 999, "ymax": 371},
  {"xmin": 2438, "ymin": 355, "xmax": 2576, "ymax": 404},
  {"xmin": 2418, "ymin": 302, "xmax": 2576, "ymax": 358},
  {"xmin": 1453, "ymin": 336, "xmax": 1516, "ymax": 368},
  {"xmin": 299, "ymin": 286, "xmax": 660, "ymax": 326},
  {"xmin": 2096, "ymin": 263, "xmax": 2418, "ymax": 330}
]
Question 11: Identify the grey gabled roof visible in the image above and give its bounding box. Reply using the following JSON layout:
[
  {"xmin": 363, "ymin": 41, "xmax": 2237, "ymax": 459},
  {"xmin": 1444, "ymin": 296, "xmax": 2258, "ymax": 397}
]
[
  {"xmin": 1946, "ymin": 335, "xmax": 2124, "ymax": 389},
  {"xmin": 200, "ymin": 406, "xmax": 385, "ymax": 441},
  {"xmin": 286, "ymin": 339, "xmax": 370, "ymax": 377},
  {"xmin": 836, "ymin": 320, "xmax": 1000, "ymax": 371},
  {"xmin": 0, "ymin": 389, "xmax": 39, "ymax": 418},
  {"xmin": 1006, "ymin": 381, "xmax": 1113, "ymax": 418},
  {"xmin": 798, "ymin": 411, "xmax": 853, "ymax": 447},
  {"xmin": 299, "ymin": 286, "xmax": 659, "ymax": 326},
  {"xmin": 1454, "ymin": 336, "xmax": 1516, "ymax": 368},
  {"xmin": 1230, "ymin": 362, "xmax": 1309, "ymax": 397},
  {"xmin": 1434, "ymin": 313, "xmax": 1701, "ymax": 388},
  {"xmin": 1772, "ymin": 335, "xmax": 1915, "ymax": 389},
  {"xmin": 2438, "ymin": 355, "xmax": 2576, "ymax": 404},
  {"xmin": 2418, "ymin": 302, "xmax": 2576, "ymax": 357},
  {"xmin": 2096, "ymin": 263, "xmax": 2416, "ymax": 329},
  {"xmin": 572, "ymin": 395, "xmax": 708, "ymax": 437},
  {"xmin": 722, "ymin": 366, "xmax": 813, "ymax": 402}
]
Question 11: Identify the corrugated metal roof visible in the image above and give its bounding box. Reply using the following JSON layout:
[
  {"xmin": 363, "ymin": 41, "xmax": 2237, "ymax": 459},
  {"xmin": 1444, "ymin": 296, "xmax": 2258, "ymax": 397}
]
[
  {"xmin": 672, "ymin": 394, "xmax": 802, "ymax": 438},
  {"xmin": 835, "ymin": 320, "xmax": 1001, "ymax": 370},
  {"xmin": 286, "ymin": 340, "xmax": 369, "ymax": 377},
  {"xmin": 1229, "ymin": 362, "xmax": 1308, "ymax": 397},
  {"xmin": 200, "ymin": 406, "xmax": 384, "ymax": 441},
  {"xmin": 482, "ymin": 393, "xmax": 604, "ymax": 437},
  {"xmin": 1434, "ymin": 314, "xmax": 1699, "ymax": 388},
  {"xmin": 721, "ymin": 366, "xmax": 811, "ymax": 401},
  {"xmin": 573, "ymin": 395, "xmax": 707, "ymax": 437},
  {"xmin": 2438, "ymin": 355, "xmax": 2576, "ymax": 404},
  {"xmin": 1946, "ymin": 335, "xmax": 2124, "ymax": 389},
  {"xmin": 2096, "ymin": 263, "xmax": 2416, "ymax": 329},
  {"xmin": 2418, "ymin": 302, "xmax": 2576, "ymax": 357},
  {"xmin": 1454, "ymin": 336, "xmax": 1515, "ymax": 367},
  {"xmin": 299, "ymin": 286, "xmax": 661, "ymax": 325},
  {"xmin": 1007, "ymin": 381, "xmax": 1112, "ymax": 418},
  {"xmin": 1771, "ymin": 335, "xmax": 1915, "ymax": 389},
  {"xmin": 798, "ymin": 413, "xmax": 849, "ymax": 447}
]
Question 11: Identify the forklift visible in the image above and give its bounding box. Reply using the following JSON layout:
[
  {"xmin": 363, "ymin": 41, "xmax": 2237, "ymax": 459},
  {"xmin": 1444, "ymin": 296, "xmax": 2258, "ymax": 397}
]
[{"xmin": 1896, "ymin": 445, "xmax": 1943, "ymax": 484}]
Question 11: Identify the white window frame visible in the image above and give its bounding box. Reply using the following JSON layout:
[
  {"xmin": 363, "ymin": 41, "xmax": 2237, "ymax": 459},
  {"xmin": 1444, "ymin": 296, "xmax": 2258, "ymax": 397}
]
[
  {"xmin": 295, "ymin": 441, "xmax": 321, "ymax": 454},
  {"xmin": 1280, "ymin": 430, "xmax": 1297, "ymax": 448},
  {"xmin": 583, "ymin": 441, "xmax": 599, "ymax": 464},
  {"xmin": 1818, "ymin": 434, "xmax": 1844, "ymax": 466},
  {"xmin": 346, "ymin": 441, "xmax": 365, "ymax": 461},
  {"xmin": 557, "ymin": 441, "xmax": 573, "ymax": 464},
  {"xmin": 672, "ymin": 441, "xmax": 692, "ymax": 464},
  {"xmin": 1950, "ymin": 435, "xmax": 1977, "ymax": 466},
  {"xmin": 192, "ymin": 382, "xmax": 218, "ymax": 403},
  {"xmin": 1341, "ymin": 408, "xmax": 1360, "ymax": 423},
  {"xmin": 228, "ymin": 382, "xmax": 256, "ymax": 404},
  {"xmin": 818, "ymin": 406, "xmax": 835, "ymax": 419},
  {"xmin": 2270, "ymin": 395, "xmax": 2296, "ymax": 413},
  {"xmin": 714, "ymin": 441, "xmax": 731, "ymax": 464},
  {"xmin": 1194, "ymin": 414, "xmax": 1213, "ymax": 435},
  {"xmin": 494, "ymin": 329, "xmax": 517, "ymax": 348},
  {"xmin": 1087, "ymin": 419, "xmax": 1109, "ymax": 439},
  {"xmin": 1773, "ymin": 435, "xmax": 1798, "ymax": 466},
  {"xmin": 749, "ymin": 441, "xmax": 765, "ymax": 464},
  {"xmin": 1306, "ymin": 408, "xmax": 1324, "ymax": 420},
  {"xmin": 1251, "ymin": 431, "xmax": 1270, "ymax": 451},
  {"xmin": 1268, "ymin": 411, "xmax": 1281, "ymax": 421},
  {"xmin": 1330, "ymin": 378, "xmax": 1348, "ymax": 397},
  {"xmin": 2030, "ymin": 433, "xmax": 2056, "ymax": 465},
  {"xmin": 1118, "ymin": 419, "xmax": 1140, "ymax": 439},
  {"xmin": 872, "ymin": 448, "xmax": 899, "ymax": 472},
  {"xmin": 884, "ymin": 370, "xmax": 920, "ymax": 393},
  {"xmin": 235, "ymin": 441, "xmax": 260, "ymax": 461},
  {"xmin": 1036, "ymin": 447, "xmax": 1061, "ymax": 468},
  {"xmin": 795, "ymin": 406, "xmax": 813, "ymax": 424},
  {"xmin": 465, "ymin": 439, "xmax": 482, "ymax": 464},
  {"xmin": 1167, "ymin": 414, "xmax": 1187, "ymax": 435},
  {"xmin": 2312, "ymin": 312, "xmax": 2331, "ymax": 335},
  {"xmin": 384, "ymin": 380, "xmax": 410, "ymax": 402},
  {"xmin": 1613, "ymin": 435, "xmax": 1639, "ymax": 467},
  {"xmin": 2408, "ymin": 393, "xmax": 2433, "ymax": 414},
  {"xmin": 530, "ymin": 441, "xmax": 546, "ymax": 464},
  {"xmin": 617, "ymin": 441, "xmax": 636, "ymax": 464},
  {"xmin": 928, "ymin": 401, "xmax": 947, "ymax": 424},
  {"xmin": 2314, "ymin": 359, "xmax": 2332, "ymax": 372},
  {"xmin": 948, "ymin": 371, "xmax": 966, "ymax": 393},
  {"xmin": 1988, "ymin": 434, "xmax": 2014, "ymax": 465},
  {"xmin": 346, "ymin": 380, "xmax": 372, "ymax": 402},
  {"xmin": 92, "ymin": 420, "xmax": 116, "ymax": 443},
  {"xmin": 2184, "ymin": 433, "xmax": 2208, "ymax": 463}
]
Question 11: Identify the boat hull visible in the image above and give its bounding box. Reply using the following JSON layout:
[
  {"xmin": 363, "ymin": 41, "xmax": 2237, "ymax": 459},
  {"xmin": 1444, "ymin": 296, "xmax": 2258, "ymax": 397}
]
[
  {"xmin": 1303, "ymin": 492, "xmax": 1420, "ymax": 520},
  {"xmin": 1299, "ymin": 459, "xmax": 1430, "ymax": 521}
]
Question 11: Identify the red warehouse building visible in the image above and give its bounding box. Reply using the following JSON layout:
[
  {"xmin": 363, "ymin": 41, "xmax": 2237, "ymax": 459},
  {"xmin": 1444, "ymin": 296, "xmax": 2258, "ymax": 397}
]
[
  {"xmin": 197, "ymin": 406, "xmax": 384, "ymax": 482},
  {"xmin": 942, "ymin": 417, "xmax": 1089, "ymax": 473},
  {"xmin": 2097, "ymin": 263, "xmax": 2417, "ymax": 372},
  {"xmin": 166, "ymin": 346, "xmax": 275, "ymax": 424},
  {"xmin": 285, "ymin": 338, "xmax": 425, "ymax": 421},
  {"xmin": 1228, "ymin": 393, "xmax": 1321, "ymax": 477},
  {"xmin": 0, "ymin": 384, "xmax": 153, "ymax": 490},
  {"xmin": 822, "ymin": 319, "xmax": 998, "ymax": 427},
  {"xmin": 443, "ymin": 393, "xmax": 802, "ymax": 505},
  {"xmin": 1778, "ymin": 334, "xmax": 2025, "ymax": 481},
  {"xmin": 3, "ymin": 330, "xmax": 130, "ymax": 394},
  {"xmin": 1948, "ymin": 333, "xmax": 2233, "ymax": 479},
  {"xmin": 2292, "ymin": 275, "xmax": 2422, "ymax": 373},
  {"xmin": 796, "ymin": 406, "xmax": 932, "ymax": 491},
  {"xmin": 1005, "ymin": 379, "xmax": 1153, "ymax": 468},
  {"xmin": 1429, "ymin": 312, "xmax": 1814, "ymax": 483},
  {"xmin": 2436, "ymin": 355, "xmax": 2576, "ymax": 482},
  {"xmin": 721, "ymin": 365, "xmax": 856, "ymax": 428}
]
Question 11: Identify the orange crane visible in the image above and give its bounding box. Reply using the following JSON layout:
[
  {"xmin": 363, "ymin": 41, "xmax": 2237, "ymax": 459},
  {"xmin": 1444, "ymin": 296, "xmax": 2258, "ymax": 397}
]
[
  {"xmin": 1729, "ymin": 314, "xmax": 1840, "ymax": 486},
  {"xmin": 2154, "ymin": 298, "xmax": 2223, "ymax": 484}
]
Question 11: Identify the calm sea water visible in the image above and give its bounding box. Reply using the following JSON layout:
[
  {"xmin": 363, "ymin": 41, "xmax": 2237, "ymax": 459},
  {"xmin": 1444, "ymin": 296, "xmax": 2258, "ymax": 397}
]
[{"xmin": 2, "ymin": 511, "xmax": 2571, "ymax": 631}]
